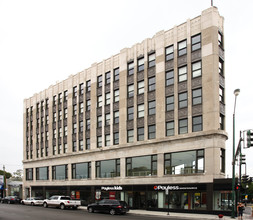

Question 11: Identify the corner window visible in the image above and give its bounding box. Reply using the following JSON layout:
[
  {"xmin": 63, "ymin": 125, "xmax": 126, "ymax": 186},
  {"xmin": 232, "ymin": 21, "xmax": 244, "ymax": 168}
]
[
  {"xmin": 192, "ymin": 61, "xmax": 202, "ymax": 78},
  {"xmin": 191, "ymin": 34, "xmax": 201, "ymax": 51},
  {"xmin": 148, "ymin": 53, "xmax": 155, "ymax": 68},
  {"xmin": 218, "ymin": 31, "xmax": 223, "ymax": 48},
  {"xmin": 192, "ymin": 115, "xmax": 202, "ymax": 132}
]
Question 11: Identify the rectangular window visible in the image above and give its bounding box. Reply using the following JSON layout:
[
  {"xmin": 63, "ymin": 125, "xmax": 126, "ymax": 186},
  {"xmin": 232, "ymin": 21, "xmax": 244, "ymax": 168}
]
[
  {"xmin": 86, "ymin": 99, "xmax": 91, "ymax": 111},
  {"xmin": 127, "ymin": 129, "xmax": 134, "ymax": 143},
  {"xmin": 97, "ymin": 116, "xmax": 102, "ymax": 128},
  {"xmin": 219, "ymin": 58, "xmax": 224, "ymax": 76},
  {"xmin": 64, "ymin": 143, "xmax": 67, "ymax": 153},
  {"xmin": 105, "ymin": 113, "xmax": 110, "ymax": 126},
  {"xmin": 128, "ymin": 61, "xmax": 134, "ymax": 76},
  {"xmin": 191, "ymin": 34, "xmax": 201, "ymax": 51},
  {"xmin": 148, "ymin": 125, "xmax": 156, "ymax": 139},
  {"xmin": 166, "ymin": 70, "xmax": 174, "ymax": 86},
  {"xmin": 79, "ymin": 102, "xmax": 84, "ymax": 113},
  {"xmin": 97, "ymin": 75, "xmax": 102, "ymax": 88},
  {"xmin": 126, "ymin": 155, "xmax": 157, "ymax": 176},
  {"xmin": 138, "ymin": 104, "xmax": 144, "ymax": 118},
  {"xmin": 148, "ymin": 53, "xmax": 155, "ymax": 68},
  {"xmin": 164, "ymin": 149, "xmax": 204, "ymax": 175},
  {"xmin": 79, "ymin": 83, "xmax": 84, "ymax": 95},
  {"xmin": 52, "ymin": 165, "xmax": 68, "ymax": 180},
  {"xmin": 148, "ymin": 100, "xmax": 156, "ymax": 115},
  {"xmin": 138, "ymin": 57, "xmax": 144, "ymax": 72},
  {"xmin": 58, "ymin": 93, "xmax": 62, "ymax": 104},
  {"xmin": 72, "ymin": 141, "xmax": 77, "ymax": 152},
  {"xmin": 179, "ymin": 118, "xmax": 188, "ymax": 134},
  {"xmin": 114, "ymin": 111, "xmax": 119, "ymax": 124},
  {"xmin": 73, "ymin": 86, "xmax": 77, "ymax": 97},
  {"xmin": 96, "ymin": 159, "xmax": 120, "ymax": 178},
  {"xmin": 114, "ymin": 132, "xmax": 119, "ymax": 145},
  {"xmin": 97, "ymin": 136, "xmax": 102, "ymax": 148},
  {"xmin": 86, "ymin": 80, "xmax": 91, "ymax": 92},
  {"xmin": 178, "ymin": 40, "xmax": 187, "ymax": 56},
  {"xmin": 114, "ymin": 89, "xmax": 119, "ymax": 102},
  {"xmin": 192, "ymin": 88, "xmax": 202, "ymax": 105},
  {"xmin": 192, "ymin": 115, "xmax": 202, "ymax": 132},
  {"xmin": 220, "ymin": 114, "xmax": 225, "ymax": 130},
  {"xmin": 137, "ymin": 127, "xmax": 144, "ymax": 141},
  {"xmin": 63, "ymin": 91, "xmax": 68, "ymax": 102},
  {"xmin": 178, "ymin": 66, "xmax": 187, "ymax": 82},
  {"xmin": 86, "ymin": 138, "xmax": 90, "ymax": 150},
  {"xmin": 166, "ymin": 121, "xmax": 174, "ymax": 136},
  {"xmin": 148, "ymin": 77, "xmax": 156, "ymax": 91},
  {"xmin": 166, "ymin": 96, "xmax": 174, "ymax": 111},
  {"xmin": 26, "ymin": 168, "xmax": 33, "ymax": 181},
  {"xmin": 218, "ymin": 31, "xmax": 223, "ymax": 48},
  {"xmin": 73, "ymin": 123, "xmax": 77, "ymax": 134},
  {"xmin": 58, "ymin": 144, "xmax": 62, "ymax": 154},
  {"xmin": 138, "ymin": 80, "xmax": 144, "ymax": 95},
  {"xmin": 128, "ymin": 84, "xmax": 134, "ymax": 98},
  {"xmin": 86, "ymin": 119, "xmax": 90, "ymax": 131},
  {"xmin": 64, "ymin": 126, "xmax": 68, "ymax": 136},
  {"xmin": 219, "ymin": 86, "xmax": 224, "ymax": 103},
  {"xmin": 64, "ymin": 108, "xmax": 68, "ymax": 119},
  {"xmin": 105, "ymin": 71, "xmax": 111, "ymax": 85},
  {"xmin": 105, "ymin": 93, "xmax": 111, "ymax": 105},
  {"xmin": 97, "ymin": 96, "xmax": 103, "ymax": 107},
  {"xmin": 114, "ymin": 68, "xmax": 119, "ymax": 81},
  {"xmin": 220, "ymin": 149, "xmax": 225, "ymax": 173},
  {"xmin": 192, "ymin": 61, "xmax": 202, "ymax": 78},
  {"xmin": 73, "ymin": 105, "xmax": 77, "ymax": 116},
  {"xmin": 128, "ymin": 107, "xmax": 134, "ymax": 120},
  {"xmin": 72, "ymin": 162, "xmax": 91, "ymax": 179},
  {"xmin": 105, "ymin": 134, "xmax": 110, "ymax": 146},
  {"xmin": 36, "ymin": 167, "xmax": 49, "ymax": 180},
  {"xmin": 165, "ymin": 45, "xmax": 174, "ymax": 61},
  {"xmin": 179, "ymin": 92, "xmax": 187, "ymax": 108}
]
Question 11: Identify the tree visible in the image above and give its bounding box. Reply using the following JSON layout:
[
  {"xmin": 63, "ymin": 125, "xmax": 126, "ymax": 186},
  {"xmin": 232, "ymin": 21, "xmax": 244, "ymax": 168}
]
[
  {"xmin": 11, "ymin": 169, "xmax": 23, "ymax": 181},
  {"xmin": 0, "ymin": 170, "xmax": 12, "ymax": 179}
]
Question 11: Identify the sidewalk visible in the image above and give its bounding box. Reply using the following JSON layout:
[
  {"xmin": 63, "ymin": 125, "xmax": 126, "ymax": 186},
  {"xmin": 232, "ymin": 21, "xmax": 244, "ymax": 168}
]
[{"xmin": 80, "ymin": 206, "xmax": 253, "ymax": 219}]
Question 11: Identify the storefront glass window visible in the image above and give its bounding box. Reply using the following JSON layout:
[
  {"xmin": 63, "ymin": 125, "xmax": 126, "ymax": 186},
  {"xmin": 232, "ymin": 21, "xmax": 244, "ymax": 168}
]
[
  {"xmin": 72, "ymin": 162, "xmax": 91, "ymax": 179},
  {"xmin": 164, "ymin": 150, "xmax": 204, "ymax": 175},
  {"xmin": 96, "ymin": 159, "xmax": 120, "ymax": 178},
  {"xmin": 213, "ymin": 191, "xmax": 232, "ymax": 211},
  {"xmin": 126, "ymin": 155, "xmax": 157, "ymax": 176}
]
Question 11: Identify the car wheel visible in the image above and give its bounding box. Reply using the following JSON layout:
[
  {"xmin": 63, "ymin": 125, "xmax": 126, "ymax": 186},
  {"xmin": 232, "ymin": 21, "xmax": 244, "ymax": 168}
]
[
  {"xmin": 43, "ymin": 202, "xmax": 48, "ymax": 208},
  {"xmin": 88, "ymin": 207, "xmax": 94, "ymax": 213},
  {"xmin": 110, "ymin": 209, "xmax": 116, "ymax": 215},
  {"xmin": 31, "ymin": 202, "xmax": 34, "ymax": 206},
  {"xmin": 60, "ymin": 203, "xmax": 65, "ymax": 210}
]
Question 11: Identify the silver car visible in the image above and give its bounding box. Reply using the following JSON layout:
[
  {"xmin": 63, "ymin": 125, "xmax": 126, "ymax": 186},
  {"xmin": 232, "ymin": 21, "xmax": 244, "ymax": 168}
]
[{"xmin": 21, "ymin": 197, "xmax": 43, "ymax": 206}]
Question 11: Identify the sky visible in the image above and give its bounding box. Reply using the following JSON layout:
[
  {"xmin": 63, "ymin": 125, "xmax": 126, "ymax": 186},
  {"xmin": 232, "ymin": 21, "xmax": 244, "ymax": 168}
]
[{"xmin": 0, "ymin": 0, "xmax": 253, "ymax": 177}]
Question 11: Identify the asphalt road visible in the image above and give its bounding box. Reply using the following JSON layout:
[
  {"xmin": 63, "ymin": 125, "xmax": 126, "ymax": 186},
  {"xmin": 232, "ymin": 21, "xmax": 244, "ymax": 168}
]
[{"xmin": 0, "ymin": 204, "xmax": 186, "ymax": 220}]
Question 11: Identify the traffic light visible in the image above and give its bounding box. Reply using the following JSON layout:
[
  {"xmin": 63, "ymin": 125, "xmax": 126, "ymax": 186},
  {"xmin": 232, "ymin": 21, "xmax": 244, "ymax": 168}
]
[
  {"xmin": 240, "ymin": 154, "xmax": 246, "ymax": 165},
  {"xmin": 236, "ymin": 184, "xmax": 241, "ymax": 191},
  {"xmin": 242, "ymin": 174, "xmax": 249, "ymax": 183},
  {"xmin": 246, "ymin": 130, "xmax": 253, "ymax": 148}
]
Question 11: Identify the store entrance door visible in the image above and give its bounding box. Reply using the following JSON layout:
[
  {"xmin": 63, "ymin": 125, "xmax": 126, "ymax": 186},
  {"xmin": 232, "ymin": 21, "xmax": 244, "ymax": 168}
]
[{"xmin": 133, "ymin": 191, "xmax": 146, "ymax": 209}]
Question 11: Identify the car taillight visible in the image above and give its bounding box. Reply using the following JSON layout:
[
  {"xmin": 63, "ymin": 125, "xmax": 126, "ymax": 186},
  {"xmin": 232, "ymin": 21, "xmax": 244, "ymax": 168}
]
[
  {"xmin": 116, "ymin": 205, "xmax": 122, "ymax": 209},
  {"xmin": 11, "ymin": 198, "xmax": 14, "ymax": 200},
  {"xmin": 67, "ymin": 201, "xmax": 70, "ymax": 203}
]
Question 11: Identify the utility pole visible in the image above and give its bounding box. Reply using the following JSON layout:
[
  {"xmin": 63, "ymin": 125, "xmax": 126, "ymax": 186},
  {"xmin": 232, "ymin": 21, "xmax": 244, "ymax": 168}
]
[
  {"xmin": 211, "ymin": 0, "xmax": 213, "ymax": 6},
  {"xmin": 3, "ymin": 165, "xmax": 6, "ymax": 197}
]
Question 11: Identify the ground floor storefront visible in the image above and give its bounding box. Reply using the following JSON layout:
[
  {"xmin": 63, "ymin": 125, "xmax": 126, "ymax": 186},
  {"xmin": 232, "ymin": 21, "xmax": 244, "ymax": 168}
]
[{"xmin": 27, "ymin": 179, "xmax": 232, "ymax": 215}]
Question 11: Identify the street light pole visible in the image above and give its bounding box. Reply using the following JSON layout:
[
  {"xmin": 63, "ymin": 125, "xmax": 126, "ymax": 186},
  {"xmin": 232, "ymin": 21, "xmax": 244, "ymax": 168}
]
[{"xmin": 232, "ymin": 88, "xmax": 240, "ymax": 218}]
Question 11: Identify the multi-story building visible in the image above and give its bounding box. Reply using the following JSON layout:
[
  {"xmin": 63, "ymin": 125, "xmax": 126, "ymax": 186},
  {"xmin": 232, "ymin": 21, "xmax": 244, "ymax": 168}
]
[{"xmin": 23, "ymin": 7, "xmax": 230, "ymax": 214}]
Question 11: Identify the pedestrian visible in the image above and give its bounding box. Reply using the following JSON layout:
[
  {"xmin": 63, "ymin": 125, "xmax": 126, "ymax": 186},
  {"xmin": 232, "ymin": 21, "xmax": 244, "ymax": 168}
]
[{"xmin": 237, "ymin": 202, "xmax": 244, "ymax": 220}]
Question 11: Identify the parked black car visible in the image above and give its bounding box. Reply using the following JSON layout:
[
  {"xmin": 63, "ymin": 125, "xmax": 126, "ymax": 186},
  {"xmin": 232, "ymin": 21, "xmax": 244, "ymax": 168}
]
[
  {"xmin": 1, "ymin": 196, "xmax": 21, "ymax": 204},
  {"xmin": 87, "ymin": 199, "xmax": 129, "ymax": 215}
]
